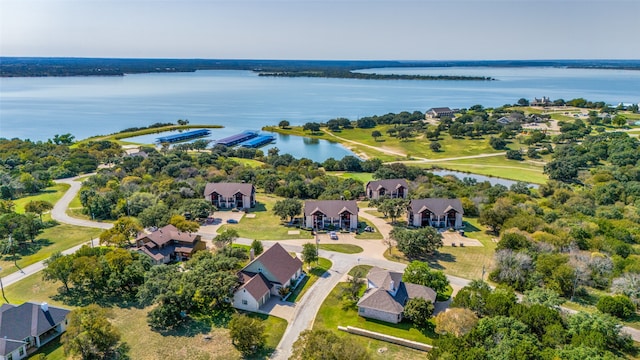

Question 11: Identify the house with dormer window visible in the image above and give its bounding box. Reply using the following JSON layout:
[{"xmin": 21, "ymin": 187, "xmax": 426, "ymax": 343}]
[
  {"xmin": 407, "ymin": 198, "xmax": 464, "ymax": 229},
  {"xmin": 134, "ymin": 224, "xmax": 205, "ymax": 265}
]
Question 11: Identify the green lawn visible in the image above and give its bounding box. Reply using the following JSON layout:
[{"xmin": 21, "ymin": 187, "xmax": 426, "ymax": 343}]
[
  {"xmin": 0, "ymin": 224, "xmax": 102, "ymax": 278},
  {"xmin": 12, "ymin": 183, "xmax": 70, "ymax": 213},
  {"xmin": 384, "ymin": 218, "xmax": 496, "ymax": 280},
  {"xmin": 318, "ymin": 244, "xmax": 363, "ymax": 254},
  {"xmin": 288, "ymin": 257, "xmax": 332, "ymax": 303},
  {"xmin": 313, "ymin": 282, "xmax": 435, "ymax": 358},
  {"xmin": 348, "ymin": 265, "xmax": 373, "ymax": 277},
  {"xmin": 229, "ymin": 157, "xmax": 266, "ymax": 168},
  {"xmin": 218, "ymin": 193, "xmax": 313, "ymax": 240},
  {"xmin": 326, "ymin": 171, "xmax": 374, "ymax": 183},
  {"xmin": 355, "ymin": 218, "xmax": 383, "ymax": 240}
]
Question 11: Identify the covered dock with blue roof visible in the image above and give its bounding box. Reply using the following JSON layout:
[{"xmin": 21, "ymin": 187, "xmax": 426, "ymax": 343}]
[
  {"xmin": 216, "ymin": 131, "xmax": 258, "ymax": 146},
  {"xmin": 156, "ymin": 129, "xmax": 211, "ymax": 143},
  {"xmin": 240, "ymin": 134, "xmax": 275, "ymax": 148}
]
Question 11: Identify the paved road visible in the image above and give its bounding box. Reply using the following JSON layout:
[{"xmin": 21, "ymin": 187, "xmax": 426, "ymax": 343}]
[{"xmin": 52, "ymin": 175, "xmax": 113, "ymax": 230}]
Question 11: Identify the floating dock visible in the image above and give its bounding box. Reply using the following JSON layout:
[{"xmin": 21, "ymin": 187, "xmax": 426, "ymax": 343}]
[
  {"xmin": 156, "ymin": 129, "xmax": 211, "ymax": 143},
  {"xmin": 216, "ymin": 131, "xmax": 258, "ymax": 146},
  {"xmin": 240, "ymin": 134, "xmax": 275, "ymax": 148}
]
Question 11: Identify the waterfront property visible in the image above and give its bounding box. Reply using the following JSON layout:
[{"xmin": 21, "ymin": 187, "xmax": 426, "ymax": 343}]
[
  {"xmin": 0, "ymin": 302, "xmax": 70, "ymax": 360},
  {"xmin": 156, "ymin": 129, "xmax": 211, "ymax": 143},
  {"xmin": 240, "ymin": 134, "xmax": 275, "ymax": 148},
  {"xmin": 365, "ymin": 179, "xmax": 409, "ymax": 200},
  {"xmin": 408, "ymin": 198, "xmax": 464, "ymax": 229},
  {"xmin": 216, "ymin": 131, "xmax": 258, "ymax": 147},
  {"xmin": 134, "ymin": 224, "xmax": 205, "ymax": 265},
  {"xmin": 232, "ymin": 243, "xmax": 303, "ymax": 311},
  {"xmin": 304, "ymin": 200, "xmax": 358, "ymax": 231},
  {"xmin": 203, "ymin": 182, "xmax": 256, "ymax": 209},
  {"xmin": 357, "ymin": 267, "xmax": 436, "ymax": 324},
  {"xmin": 425, "ymin": 107, "xmax": 454, "ymax": 119}
]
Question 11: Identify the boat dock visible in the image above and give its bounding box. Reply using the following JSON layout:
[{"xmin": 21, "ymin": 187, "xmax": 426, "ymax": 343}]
[
  {"xmin": 156, "ymin": 129, "xmax": 211, "ymax": 143},
  {"xmin": 240, "ymin": 134, "xmax": 275, "ymax": 148},
  {"xmin": 216, "ymin": 130, "xmax": 258, "ymax": 146}
]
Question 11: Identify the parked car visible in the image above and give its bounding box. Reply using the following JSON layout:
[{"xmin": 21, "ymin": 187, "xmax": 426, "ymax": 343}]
[
  {"xmin": 329, "ymin": 231, "xmax": 338, "ymax": 240},
  {"xmin": 226, "ymin": 219, "xmax": 238, "ymax": 224}
]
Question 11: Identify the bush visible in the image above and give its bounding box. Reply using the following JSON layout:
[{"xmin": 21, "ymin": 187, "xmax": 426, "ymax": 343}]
[
  {"xmin": 506, "ymin": 150, "xmax": 523, "ymax": 161},
  {"xmin": 596, "ymin": 295, "xmax": 636, "ymax": 319}
]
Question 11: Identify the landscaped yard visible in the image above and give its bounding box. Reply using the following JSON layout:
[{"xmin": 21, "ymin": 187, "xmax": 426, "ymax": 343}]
[
  {"xmin": 318, "ymin": 244, "xmax": 363, "ymax": 254},
  {"xmin": 0, "ymin": 224, "xmax": 102, "ymax": 277},
  {"xmin": 355, "ymin": 218, "xmax": 383, "ymax": 240},
  {"xmin": 218, "ymin": 193, "xmax": 313, "ymax": 240},
  {"xmin": 287, "ymin": 257, "xmax": 332, "ymax": 303},
  {"xmin": 313, "ymin": 282, "xmax": 435, "ymax": 359},
  {"xmin": 384, "ymin": 218, "xmax": 497, "ymax": 280}
]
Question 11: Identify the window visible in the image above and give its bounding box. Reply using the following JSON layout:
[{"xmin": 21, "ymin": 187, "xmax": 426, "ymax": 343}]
[
  {"xmin": 8, "ymin": 353, "xmax": 13, "ymax": 360},
  {"xmin": 358, "ymin": 307, "xmax": 365, "ymax": 314},
  {"xmin": 242, "ymin": 299, "xmax": 248, "ymax": 305},
  {"xmin": 19, "ymin": 347, "xmax": 24, "ymax": 356}
]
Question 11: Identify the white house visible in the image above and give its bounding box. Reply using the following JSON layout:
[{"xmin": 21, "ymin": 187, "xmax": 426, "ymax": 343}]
[
  {"xmin": 365, "ymin": 179, "xmax": 409, "ymax": 200},
  {"xmin": 408, "ymin": 198, "xmax": 464, "ymax": 229},
  {"xmin": 233, "ymin": 243, "xmax": 303, "ymax": 311},
  {"xmin": 203, "ymin": 182, "xmax": 256, "ymax": 210},
  {"xmin": 303, "ymin": 200, "xmax": 358, "ymax": 231},
  {"xmin": 0, "ymin": 302, "xmax": 70, "ymax": 360}
]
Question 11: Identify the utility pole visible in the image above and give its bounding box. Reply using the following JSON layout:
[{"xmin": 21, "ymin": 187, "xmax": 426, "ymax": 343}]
[{"xmin": 0, "ymin": 267, "xmax": 7, "ymax": 303}]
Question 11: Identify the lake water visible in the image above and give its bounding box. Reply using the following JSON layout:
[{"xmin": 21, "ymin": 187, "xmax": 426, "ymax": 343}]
[
  {"xmin": 429, "ymin": 169, "xmax": 538, "ymax": 188},
  {"xmin": 125, "ymin": 128, "xmax": 354, "ymax": 163},
  {"xmin": 1, "ymin": 66, "xmax": 639, "ymax": 156}
]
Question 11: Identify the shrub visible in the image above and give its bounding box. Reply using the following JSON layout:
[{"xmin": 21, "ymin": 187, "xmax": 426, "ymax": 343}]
[{"xmin": 596, "ymin": 295, "xmax": 636, "ymax": 319}]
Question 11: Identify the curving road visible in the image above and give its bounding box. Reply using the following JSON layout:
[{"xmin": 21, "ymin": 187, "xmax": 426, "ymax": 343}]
[{"xmin": 1, "ymin": 174, "xmax": 638, "ymax": 357}]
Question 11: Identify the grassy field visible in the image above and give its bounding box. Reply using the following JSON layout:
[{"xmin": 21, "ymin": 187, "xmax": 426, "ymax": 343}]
[
  {"xmin": 288, "ymin": 257, "xmax": 332, "ymax": 303},
  {"xmin": 218, "ymin": 193, "xmax": 313, "ymax": 240},
  {"xmin": 313, "ymin": 282, "xmax": 434, "ymax": 358},
  {"xmin": 0, "ymin": 224, "xmax": 102, "ymax": 278},
  {"xmin": 12, "ymin": 183, "xmax": 70, "ymax": 213},
  {"xmin": 318, "ymin": 244, "xmax": 363, "ymax": 254},
  {"xmin": 415, "ymin": 156, "xmax": 547, "ymax": 184},
  {"xmin": 384, "ymin": 218, "xmax": 496, "ymax": 280},
  {"xmin": 326, "ymin": 171, "xmax": 374, "ymax": 183},
  {"xmin": 229, "ymin": 157, "xmax": 266, "ymax": 168}
]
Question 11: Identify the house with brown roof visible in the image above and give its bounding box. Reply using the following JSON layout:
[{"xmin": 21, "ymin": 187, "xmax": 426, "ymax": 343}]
[
  {"xmin": 357, "ymin": 267, "xmax": 436, "ymax": 324},
  {"xmin": 365, "ymin": 179, "xmax": 409, "ymax": 200},
  {"xmin": 303, "ymin": 200, "xmax": 358, "ymax": 230},
  {"xmin": 203, "ymin": 182, "xmax": 256, "ymax": 210},
  {"xmin": 425, "ymin": 107, "xmax": 454, "ymax": 119},
  {"xmin": 233, "ymin": 243, "xmax": 303, "ymax": 311},
  {"xmin": 0, "ymin": 302, "xmax": 70, "ymax": 360},
  {"xmin": 134, "ymin": 224, "xmax": 205, "ymax": 265},
  {"xmin": 408, "ymin": 198, "xmax": 464, "ymax": 229}
]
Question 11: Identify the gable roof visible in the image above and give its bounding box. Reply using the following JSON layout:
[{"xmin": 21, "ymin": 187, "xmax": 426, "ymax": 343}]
[
  {"xmin": 136, "ymin": 224, "xmax": 200, "ymax": 246},
  {"xmin": 357, "ymin": 288, "xmax": 405, "ymax": 315},
  {"xmin": 0, "ymin": 338, "xmax": 26, "ymax": 356},
  {"xmin": 204, "ymin": 182, "xmax": 254, "ymax": 198},
  {"xmin": 405, "ymin": 283, "xmax": 437, "ymax": 304},
  {"xmin": 241, "ymin": 243, "xmax": 302, "ymax": 285},
  {"xmin": 427, "ymin": 107, "xmax": 453, "ymax": 114},
  {"xmin": 367, "ymin": 266, "xmax": 403, "ymax": 292},
  {"xmin": 365, "ymin": 179, "xmax": 408, "ymax": 192},
  {"xmin": 358, "ymin": 267, "xmax": 436, "ymax": 315},
  {"xmin": 238, "ymin": 272, "xmax": 271, "ymax": 300},
  {"xmin": 304, "ymin": 200, "xmax": 358, "ymax": 217},
  {"xmin": 0, "ymin": 302, "xmax": 70, "ymax": 354},
  {"xmin": 409, "ymin": 198, "xmax": 464, "ymax": 215}
]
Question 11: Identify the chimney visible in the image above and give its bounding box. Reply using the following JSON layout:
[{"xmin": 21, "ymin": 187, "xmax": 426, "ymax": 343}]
[
  {"xmin": 389, "ymin": 280, "xmax": 395, "ymax": 292},
  {"xmin": 249, "ymin": 248, "xmax": 255, "ymax": 261},
  {"xmin": 41, "ymin": 302, "xmax": 49, "ymax": 312}
]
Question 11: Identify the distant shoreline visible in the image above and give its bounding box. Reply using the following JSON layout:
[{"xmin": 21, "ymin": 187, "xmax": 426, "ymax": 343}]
[{"xmin": 1, "ymin": 57, "xmax": 639, "ymax": 77}]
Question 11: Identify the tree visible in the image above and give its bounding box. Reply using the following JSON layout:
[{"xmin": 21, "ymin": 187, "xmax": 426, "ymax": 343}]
[
  {"xmin": 42, "ymin": 252, "xmax": 74, "ymax": 292},
  {"xmin": 479, "ymin": 198, "xmax": 515, "ymax": 235},
  {"xmin": 430, "ymin": 141, "xmax": 442, "ymax": 152},
  {"xmin": 168, "ymin": 214, "xmax": 200, "ymax": 232},
  {"xmin": 278, "ymin": 120, "xmax": 290, "ymax": 128},
  {"xmin": 228, "ymin": 313, "xmax": 266, "ymax": 355},
  {"xmin": 490, "ymin": 250, "xmax": 533, "ymax": 291},
  {"xmin": 596, "ymin": 295, "xmax": 636, "ymax": 319},
  {"xmin": 99, "ymin": 217, "xmax": 142, "ymax": 247},
  {"xmin": 567, "ymin": 311, "xmax": 632, "ymax": 352},
  {"xmin": 24, "ymin": 200, "xmax": 53, "ymax": 220},
  {"xmin": 612, "ymin": 114, "xmax": 627, "ymax": 127},
  {"xmin": 489, "ymin": 136, "xmax": 507, "ymax": 150},
  {"xmin": 390, "ymin": 226, "xmax": 443, "ymax": 259},
  {"xmin": 138, "ymin": 202, "xmax": 171, "ymax": 228},
  {"xmin": 451, "ymin": 280, "xmax": 492, "ymax": 316},
  {"xmin": 52, "ymin": 133, "xmax": 75, "ymax": 145},
  {"xmin": 403, "ymin": 297, "xmax": 434, "ymax": 328},
  {"xmin": 523, "ymin": 287, "xmax": 564, "ymax": 308},
  {"xmin": 517, "ymin": 98, "xmax": 530, "ymax": 106},
  {"xmin": 215, "ymin": 228, "xmax": 239, "ymax": 249},
  {"xmin": 402, "ymin": 261, "xmax": 450, "ymax": 296},
  {"xmin": 611, "ymin": 273, "xmax": 640, "ymax": 308},
  {"xmin": 434, "ymin": 307, "xmax": 478, "ymax": 337},
  {"xmin": 273, "ymin": 198, "xmax": 302, "ymax": 222},
  {"xmin": 343, "ymin": 269, "xmax": 365, "ymax": 302},
  {"xmin": 291, "ymin": 329, "xmax": 370, "ymax": 360},
  {"xmin": 301, "ymin": 242, "xmax": 318, "ymax": 269},
  {"xmin": 251, "ymin": 239, "xmax": 263, "ymax": 256},
  {"xmin": 371, "ymin": 130, "xmax": 382, "ymax": 141},
  {"xmin": 506, "ymin": 149, "xmax": 523, "ymax": 160},
  {"xmin": 177, "ymin": 119, "xmax": 189, "ymax": 125},
  {"xmin": 62, "ymin": 305, "xmax": 128, "ymax": 360},
  {"xmin": 376, "ymin": 198, "xmax": 406, "ymax": 224},
  {"xmin": 303, "ymin": 122, "xmax": 321, "ymax": 133}
]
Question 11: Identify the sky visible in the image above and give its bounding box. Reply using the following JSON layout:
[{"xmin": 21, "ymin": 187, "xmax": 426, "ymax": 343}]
[{"xmin": 1, "ymin": 0, "xmax": 639, "ymax": 60}]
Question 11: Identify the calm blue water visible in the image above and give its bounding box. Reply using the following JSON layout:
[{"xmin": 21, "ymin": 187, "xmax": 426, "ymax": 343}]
[
  {"xmin": 125, "ymin": 128, "xmax": 353, "ymax": 163},
  {"xmin": 1, "ymin": 66, "xmax": 639, "ymax": 149}
]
